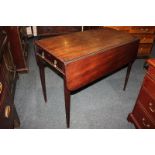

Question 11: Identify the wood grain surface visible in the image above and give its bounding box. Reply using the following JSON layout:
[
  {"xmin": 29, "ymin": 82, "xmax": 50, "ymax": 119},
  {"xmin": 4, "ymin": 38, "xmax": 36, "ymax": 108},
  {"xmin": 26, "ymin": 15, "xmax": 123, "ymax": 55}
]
[{"xmin": 35, "ymin": 28, "xmax": 138, "ymax": 63}]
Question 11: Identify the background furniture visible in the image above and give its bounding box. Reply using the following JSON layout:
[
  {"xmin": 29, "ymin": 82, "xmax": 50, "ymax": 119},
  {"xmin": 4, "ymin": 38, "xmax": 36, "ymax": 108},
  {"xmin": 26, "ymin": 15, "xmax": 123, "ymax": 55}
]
[
  {"xmin": 5, "ymin": 26, "xmax": 29, "ymax": 73},
  {"xmin": 37, "ymin": 26, "xmax": 82, "ymax": 37},
  {"xmin": 104, "ymin": 26, "xmax": 155, "ymax": 57},
  {"xmin": 36, "ymin": 26, "xmax": 99, "ymax": 37},
  {"xmin": 0, "ymin": 28, "xmax": 20, "ymax": 128},
  {"xmin": 128, "ymin": 58, "xmax": 155, "ymax": 128}
]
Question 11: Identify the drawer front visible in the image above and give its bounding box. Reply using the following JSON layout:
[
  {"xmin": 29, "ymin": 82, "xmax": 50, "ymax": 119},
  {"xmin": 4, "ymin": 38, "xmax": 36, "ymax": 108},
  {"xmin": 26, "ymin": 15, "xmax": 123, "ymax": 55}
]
[
  {"xmin": 130, "ymin": 27, "xmax": 154, "ymax": 34},
  {"xmin": 1, "ymin": 56, "xmax": 16, "ymax": 91},
  {"xmin": 36, "ymin": 49, "xmax": 65, "ymax": 75},
  {"xmin": 133, "ymin": 34, "xmax": 154, "ymax": 44},
  {"xmin": 0, "ymin": 93, "xmax": 14, "ymax": 129},
  {"xmin": 143, "ymin": 75, "xmax": 155, "ymax": 98},
  {"xmin": 138, "ymin": 44, "xmax": 153, "ymax": 56},
  {"xmin": 0, "ymin": 80, "xmax": 6, "ymax": 107},
  {"xmin": 147, "ymin": 65, "xmax": 155, "ymax": 79},
  {"xmin": 138, "ymin": 87, "xmax": 155, "ymax": 119},
  {"xmin": 0, "ymin": 69, "xmax": 7, "ymax": 107},
  {"xmin": 132, "ymin": 103, "xmax": 155, "ymax": 129}
]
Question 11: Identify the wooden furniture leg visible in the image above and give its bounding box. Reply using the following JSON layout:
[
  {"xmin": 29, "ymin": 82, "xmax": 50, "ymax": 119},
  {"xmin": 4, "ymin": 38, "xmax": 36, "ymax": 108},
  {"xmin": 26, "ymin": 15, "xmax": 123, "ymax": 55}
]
[
  {"xmin": 123, "ymin": 62, "xmax": 133, "ymax": 91},
  {"xmin": 64, "ymin": 81, "xmax": 71, "ymax": 128},
  {"xmin": 38, "ymin": 62, "xmax": 47, "ymax": 102}
]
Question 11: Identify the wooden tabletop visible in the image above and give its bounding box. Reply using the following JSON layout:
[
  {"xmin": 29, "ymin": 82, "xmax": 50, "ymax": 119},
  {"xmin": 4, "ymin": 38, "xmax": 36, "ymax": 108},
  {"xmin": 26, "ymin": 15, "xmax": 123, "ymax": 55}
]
[{"xmin": 35, "ymin": 28, "xmax": 138, "ymax": 63}]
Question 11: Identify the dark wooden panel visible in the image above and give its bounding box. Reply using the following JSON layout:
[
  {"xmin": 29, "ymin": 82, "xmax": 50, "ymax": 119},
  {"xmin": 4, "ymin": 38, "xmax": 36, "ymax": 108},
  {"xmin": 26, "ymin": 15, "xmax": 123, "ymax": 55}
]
[
  {"xmin": 0, "ymin": 91, "xmax": 14, "ymax": 129},
  {"xmin": 5, "ymin": 26, "xmax": 28, "ymax": 72},
  {"xmin": 138, "ymin": 88, "xmax": 155, "ymax": 119},
  {"xmin": 65, "ymin": 41, "xmax": 139, "ymax": 91},
  {"xmin": 128, "ymin": 103, "xmax": 155, "ymax": 129},
  {"xmin": 128, "ymin": 58, "xmax": 155, "ymax": 128},
  {"xmin": 37, "ymin": 26, "xmax": 82, "ymax": 36},
  {"xmin": 143, "ymin": 76, "xmax": 155, "ymax": 98},
  {"xmin": 0, "ymin": 28, "xmax": 20, "ymax": 129}
]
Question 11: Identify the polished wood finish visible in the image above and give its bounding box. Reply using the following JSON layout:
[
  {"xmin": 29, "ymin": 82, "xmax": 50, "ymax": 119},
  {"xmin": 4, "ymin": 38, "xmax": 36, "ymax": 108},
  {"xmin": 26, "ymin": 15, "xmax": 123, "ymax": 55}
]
[
  {"xmin": 0, "ymin": 29, "xmax": 20, "ymax": 128},
  {"xmin": 5, "ymin": 26, "xmax": 29, "ymax": 73},
  {"xmin": 105, "ymin": 26, "xmax": 155, "ymax": 57},
  {"xmin": 128, "ymin": 58, "xmax": 155, "ymax": 128},
  {"xmin": 35, "ymin": 28, "xmax": 139, "ymax": 128},
  {"xmin": 36, "ymin": 28, "xmax": 138, "ymax": 63},
  {"xmin": 64, "ymin": 81, "xmax": 71, "ymax": 128}
]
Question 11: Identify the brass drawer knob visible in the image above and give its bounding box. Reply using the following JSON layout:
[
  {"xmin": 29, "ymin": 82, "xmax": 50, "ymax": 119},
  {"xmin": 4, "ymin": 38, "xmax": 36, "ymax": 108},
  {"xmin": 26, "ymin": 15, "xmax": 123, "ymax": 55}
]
[
  {"xmin": 4, "ymin": 105, "xmax": 11, "ymax": 118},
  {"xmin": 149, "ymin": 102, "xmax": 155, "ymax": 113},
  {"xmin": 41, "ymin": 52, "xmax": 45, "ymax": 58},
  {"xmin": 142, "ymin": 117, "xmax": 150, "ymax": 128},
  {"xmin": 0, "ymin": 82, "xmax": 3, "ymax": 94},
  {"xmin": 141, "ymin": 28, "xmax": 148, "ymax": 32},
  {"xmin": 145, "ymin": 28, "xmax": 149, "ymax": 32},
  {"xmin": 143, "ymin": 37, "xmax": 146, "ymax": 40},
  {"xmin": 140, "ymin": 47, "xmax": 143, "ymax": 50},
  {"xmin": 54, "ymin": 60, "xmax": 57, "ymax": 68}
]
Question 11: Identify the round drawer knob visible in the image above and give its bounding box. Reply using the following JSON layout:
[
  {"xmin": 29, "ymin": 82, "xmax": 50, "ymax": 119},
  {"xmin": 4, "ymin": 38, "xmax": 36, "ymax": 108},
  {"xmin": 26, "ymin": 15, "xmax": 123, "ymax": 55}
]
[
  {"xmin": 145, "ymin": 29, "xmax": 149, "ymax": 32},
  {"xmin": 142, "ymin": 117, "xmax": 150, "ymax": 128},
  {"xmin": 54, "ymin": 60, "xmax": 57, "ymax": 67},
  {"xmin": 149, "ymin": 102, "xmax": 155, "ymax": 113},
  {"xmin": 149, "ymin": 102, "xmax": 152, "ymax": 106},
  {"xmin": 41, "ymin": 52, "xmax": 45, "ymax": 58},
  {"xmin": 4, "ymin": 105, "xmax": 11, "ymax": 118},
  {"xmin": 0, "ymin": 82, "xmax": 3, "ymax": 94}
]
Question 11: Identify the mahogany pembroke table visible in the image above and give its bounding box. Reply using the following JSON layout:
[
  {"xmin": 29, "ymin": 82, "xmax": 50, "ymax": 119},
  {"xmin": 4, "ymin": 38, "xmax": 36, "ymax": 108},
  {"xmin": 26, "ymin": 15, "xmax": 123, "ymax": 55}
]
[{"xmin": 35, "ymin": 28, "xmax": 139, "ymax": 128}]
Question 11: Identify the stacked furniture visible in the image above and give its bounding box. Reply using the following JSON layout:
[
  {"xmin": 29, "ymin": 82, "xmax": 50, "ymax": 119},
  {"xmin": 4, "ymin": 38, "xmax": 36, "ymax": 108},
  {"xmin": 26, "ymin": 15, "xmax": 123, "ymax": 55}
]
[
  {"xmin": 5, "ymin": 26, "xmax": 29, "ymax": 73},
  {"xmin": 105, "ymin": 26, "xmax": 155, "ymax": 57},
  {"xmin": 128, "ymin": 58, "xmax": 155, "ymax": 128},
  {"xmin": 36, "ymin": 26, "xmax": 99, "ymax": 37},
  {"xmin": 0, "ymin": 29, "xmax": 20, "ymax": 128}
]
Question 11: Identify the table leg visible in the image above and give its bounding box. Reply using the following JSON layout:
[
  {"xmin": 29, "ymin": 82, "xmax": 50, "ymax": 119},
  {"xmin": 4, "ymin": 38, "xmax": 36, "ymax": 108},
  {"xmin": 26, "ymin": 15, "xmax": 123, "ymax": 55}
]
[
  {"xmin": 64, "ymin": 82, "xmax": 71, "ymax": 128},
  {"xmin": 38, "ymin": 63, "xmax": 47, "ymax": 102},
  {"xmin": 123, "ymin": 62, "xmax": 133, "ymax": 91}
]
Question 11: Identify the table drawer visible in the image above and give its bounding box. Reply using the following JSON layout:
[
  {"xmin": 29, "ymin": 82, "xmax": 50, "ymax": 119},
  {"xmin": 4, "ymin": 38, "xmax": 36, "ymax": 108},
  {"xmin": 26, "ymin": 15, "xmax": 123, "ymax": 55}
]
[
  {"xmin": 36, "ymin": 50, "xmax": 65, "ymax": 75},
  {"xmin": 130, "ymin": 27, "xmax": 154, "ymax": 34},
  {"xmin": 0, "ymin": 75, "xmax": 7, "ymax": 108},
  {"xmin": 132, "ymin": 103, "xmax": 155, "ymax": 129},
  {"xmin": 0, "ymin": 97, "xmax": 14, "ymax": 129},
  {"xmin": 133, "ymin": 34, "xmax": 154, "ymax": 43},
  {"xmin": 138, "ymin": 44, "xmax": 153, "ymax": 56},
  {"xmin": 138, "ymin": 87, "xmax": 155, "ymax": 119},
  {"xmin": 0, "ymin": 80, "xmax": 6, "ymax": 105}
]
